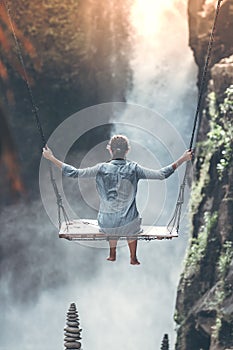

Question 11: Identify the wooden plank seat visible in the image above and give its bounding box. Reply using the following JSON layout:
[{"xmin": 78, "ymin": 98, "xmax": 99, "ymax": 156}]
[{"xmin": 59, "ymin": 219, "xmax": 178, "ymax": 241}]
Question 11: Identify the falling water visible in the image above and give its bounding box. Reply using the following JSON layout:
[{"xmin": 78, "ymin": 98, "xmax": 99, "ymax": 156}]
[
  {"xmin": 109, "ymin": 0, "xmax": 198, "ymax": 347},
  {"xmin": 112, "ymin": 0, "xmax": 197, "ymax": 144},
  {"xmin": 0, "ymin": 1, "xmax": 198, "ymax": 350},
  {"xmin": 127, "ymin": 0, "xmax": 197, "ymax": 125}
]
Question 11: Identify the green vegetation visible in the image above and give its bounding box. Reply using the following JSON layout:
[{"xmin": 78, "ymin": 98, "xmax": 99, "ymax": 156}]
[
  {"xmin": 217, "ymin": 241, "xmax": 233, "ymax": 279},
  {"xmin": 190, "ymin": 152, "xmax": 211, "ymax": 215},
  {"xmin": 212, "ymin": 240, "xmax": 233, "ymax": 340},
  {"xmin": 176, "ymin": 212, "xmax": 218, "ymax": 328},
  {"xmin": 191, "ymin": 86, "xmax": 233, "ymax": 214},
  {"xmin": 184, "ymin": 211, "xmax": 218, "ymax": 279},
  {"xmin": 174, "ymin": 87, "xmax": 233, "ymax": 346},
  {"xmin": 212, "ymin": 316, "xmax": 222, "ymax": 340},
  {"xmin": 176, "ymin": 83, "xmax": 233, "ymax": 345},
  {"xmin": 209, "ymin": 87, "xmax": 233, "ymax": 180},
  {"xmin": 174, "ymin": 309, "xmax": 185, "ymax": 326}
]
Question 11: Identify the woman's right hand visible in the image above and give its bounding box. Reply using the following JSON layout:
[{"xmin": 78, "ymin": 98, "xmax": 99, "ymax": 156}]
[{"xmin": 182, "ymin": 149, "xmax": 193, "ymax": 162}]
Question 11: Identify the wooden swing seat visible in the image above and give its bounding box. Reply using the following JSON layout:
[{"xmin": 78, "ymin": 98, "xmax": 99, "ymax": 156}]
[{"xmin": 59, "ymin": 219, "xmax": 178, "ymax": 241}]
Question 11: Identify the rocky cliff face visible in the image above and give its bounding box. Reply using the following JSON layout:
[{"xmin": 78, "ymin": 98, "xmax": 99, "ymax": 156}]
[
  {"xmin": 0, "ymin": 0, "xmax": 132, "ymax": 203},
  {"xmin": 175, "ymin": 1, "xmax": 233, "ymax": 349}
]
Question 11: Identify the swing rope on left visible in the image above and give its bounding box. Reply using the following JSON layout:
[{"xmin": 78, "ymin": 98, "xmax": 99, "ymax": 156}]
[{"xmin": 3, "ymin": 0, "xmax": 70, "ymax": 229}]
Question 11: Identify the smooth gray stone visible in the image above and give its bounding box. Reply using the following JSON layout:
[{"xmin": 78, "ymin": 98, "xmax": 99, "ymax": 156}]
[
  {"xmin": 64, "ymin": 337, "xmax": 76, "ymax": 342},
  {"xmin": 67, "ymin": 315, "xmax": 77, "ymax": 318},
  {"xmin": 64, "ymin": 330, "xmax": 81, "ymax": 336},
  {"xmin": 66, "ymin": 325, "xmax": 80, "ymax": 329},
  {"xmin": 64, "ymin": 327, "xmax": 81, "ymax": 333},
  {"xmin": 64, "ymin": 341, "xmax": 81, "ymax": 349},
  {"xmin": 64, "ymin": 337, "xmax": 82, "ymax": 343},
  {"xmin": 65, "ymin": 330, "xmax": 81, "ymax": 334},
  {"xmin": 67, "ymin": 314, "xmax": 78, "ymax": 318},
  {"xmin": 67, "ymin": 322, "xmax": 80, "ymax": 327},
  {"xmin": 64, "ymin": 332, "xmax": 81, "ymax": 339}
]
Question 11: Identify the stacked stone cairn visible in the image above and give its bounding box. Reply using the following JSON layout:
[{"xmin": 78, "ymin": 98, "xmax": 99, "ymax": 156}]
[
  {"xmin": 64, "ymin": 303, "xmax": 82, "ymax": 350},
  {"xmin": 160, "ymin": 334, "xmax": 169, "ymax": 350}
]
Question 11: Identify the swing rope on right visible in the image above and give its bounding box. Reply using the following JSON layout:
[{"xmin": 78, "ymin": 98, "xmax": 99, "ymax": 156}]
[{"xmin": 167, "ymin": 0, "xmax": 223, "ymax": 234}]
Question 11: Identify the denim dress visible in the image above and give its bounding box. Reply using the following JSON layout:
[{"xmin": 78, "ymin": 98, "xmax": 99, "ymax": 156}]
[{"xmin": 62, "ymin": 159, "xmax": 174, "ymax": 236}]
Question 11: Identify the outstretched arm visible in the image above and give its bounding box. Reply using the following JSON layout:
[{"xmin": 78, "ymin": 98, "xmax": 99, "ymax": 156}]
[
  {"xmin": 137, "ymin": 149, "xmax": 193, "ymax": 180},
  {"xmin": 42, "ymin": 147, "xmax": 63, "ymax": 169},
  {"xmin": 42, "ymin": 146, "xmax": 101, "ymax": 178}
]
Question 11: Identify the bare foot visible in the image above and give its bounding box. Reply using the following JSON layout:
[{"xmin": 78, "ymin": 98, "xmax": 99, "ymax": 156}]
[
  {"xmin": 107, "ymin": 256, "xmax": 116, "ymax": 262},
  {"xmin": 130, "ymin": 258, "xmax": 140, "ymax": 265},
  {"xmin": 107, "ymin": 247, "xmax": 116, "ymax": 262}
]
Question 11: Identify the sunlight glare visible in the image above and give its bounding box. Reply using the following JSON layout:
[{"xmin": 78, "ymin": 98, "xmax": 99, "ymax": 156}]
[{"xmin": 131, "ymin": 0, "xmax": 176, "ymax": 37}]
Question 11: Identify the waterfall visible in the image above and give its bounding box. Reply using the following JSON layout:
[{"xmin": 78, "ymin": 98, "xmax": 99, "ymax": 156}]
[
  {"xmin": 0, "ymin": 2, "xmax": 198, "ymax": 350},
  {"xmin": 111, "ymin": 0, "xmax": 197, "ymax": 225},
  {"xmin": 107, "ymin": 0, "xmax": 198, "ymax": 347},
  {"xmin": 117, "ymin": 0, "xmax": 197, "ymax": 130}
]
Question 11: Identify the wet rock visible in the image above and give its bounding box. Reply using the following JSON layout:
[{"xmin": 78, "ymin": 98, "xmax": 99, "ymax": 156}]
[
  {"xmin": 1, "ymin": 0, "xmax": 132, "ymax": 204},
  {"xmin": 175, "ymin": 1, "xmax": 233, "ymax": 349}
]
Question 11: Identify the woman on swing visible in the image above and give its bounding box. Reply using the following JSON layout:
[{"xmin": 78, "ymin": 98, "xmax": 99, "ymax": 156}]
[{"xmin": 43, "ymin": 135, "xmax": 192, "ymax": 265}]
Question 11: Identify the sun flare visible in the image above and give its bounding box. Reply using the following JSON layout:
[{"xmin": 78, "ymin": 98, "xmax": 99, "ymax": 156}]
[{"xmin": 131, "ymin": 0, "xmax": 177, "ymax": 37}]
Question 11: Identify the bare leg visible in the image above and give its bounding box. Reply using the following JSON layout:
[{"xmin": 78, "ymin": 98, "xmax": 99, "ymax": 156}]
[
  {"xmin": 127, "ymin": 239, "xmax": 140, "ymax": 265},
  {"xmin": 107, "ymin": 240, "xmax": 117, "ymax": 261}
]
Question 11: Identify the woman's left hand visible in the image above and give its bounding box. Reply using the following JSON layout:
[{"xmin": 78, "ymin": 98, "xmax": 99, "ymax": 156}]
[{"xmin": 42, "ymin": 146, "xmax": 54, "ymax": 160}]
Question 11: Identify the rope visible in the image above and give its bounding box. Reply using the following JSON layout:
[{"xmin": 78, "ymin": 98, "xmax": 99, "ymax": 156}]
[
  {"xmin": 3, "ymin": 0, "xmax": 46, "ymax": 148},
  {"xmin": 167, "ymin": 0, "xmax": 223, "ymax": 234},
  {"xmin": 49, "ymin": 167, "xmax": 70, "ymax": 228},
  {"xmin": 189, "ymin": 0, "xmax": 223, "ymax": 150},
  {"xmin": 167, "ymin": 163, "xmax": 189, "ymax": 233},
  {"xmin": 3, "ymin": 0, "xmax": 70, "ymax": 229},
  {"xmin": 4, "ymin": 0, "xmax": 223, "ymax": 236}
]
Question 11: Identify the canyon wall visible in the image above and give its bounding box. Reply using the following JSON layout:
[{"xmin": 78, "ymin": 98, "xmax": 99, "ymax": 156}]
[
  {"xmin": 0, "ymin": 0, "xmax": 132, "ymax": 203},
  {"xmin": 175, "ymin": 1, "xmax": 233, "ymax": 349}
]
